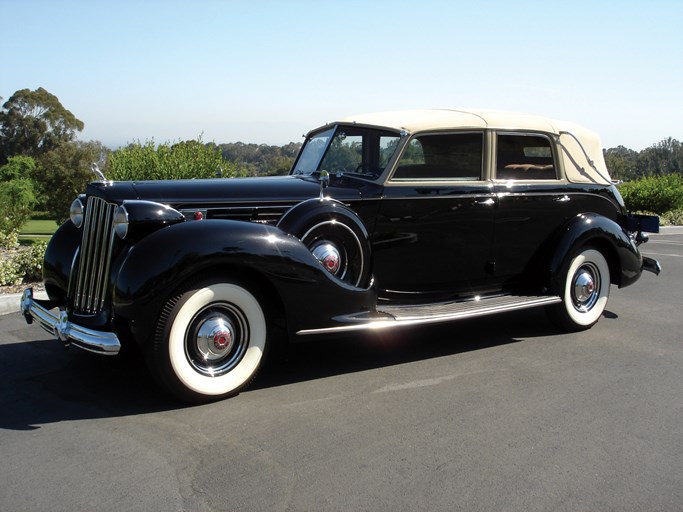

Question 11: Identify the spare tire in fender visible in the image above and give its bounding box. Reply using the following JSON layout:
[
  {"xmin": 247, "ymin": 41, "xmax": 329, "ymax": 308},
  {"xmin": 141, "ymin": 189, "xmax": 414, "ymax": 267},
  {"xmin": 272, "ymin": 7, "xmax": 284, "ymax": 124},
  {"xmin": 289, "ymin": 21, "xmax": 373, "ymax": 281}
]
[{"xmin": 277, "ymin": 199, "xmax": 372, "ymax": 288}]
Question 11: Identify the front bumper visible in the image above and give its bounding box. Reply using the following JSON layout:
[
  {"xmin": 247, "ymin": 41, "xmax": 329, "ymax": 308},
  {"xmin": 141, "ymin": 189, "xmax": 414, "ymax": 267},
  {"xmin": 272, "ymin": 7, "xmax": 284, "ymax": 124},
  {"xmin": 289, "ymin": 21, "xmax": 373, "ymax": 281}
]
[{"xmin": 20, "ymin": 288, "xmax": 121, "ymax": 355}]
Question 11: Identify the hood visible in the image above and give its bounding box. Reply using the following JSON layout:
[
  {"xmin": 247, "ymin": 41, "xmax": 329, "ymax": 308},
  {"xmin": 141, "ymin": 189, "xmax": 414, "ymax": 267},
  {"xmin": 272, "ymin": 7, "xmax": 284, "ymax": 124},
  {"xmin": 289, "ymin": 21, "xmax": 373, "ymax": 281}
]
[{"xmin": 85, "ymin": 175, "xmax": 364, "ymax": 208}]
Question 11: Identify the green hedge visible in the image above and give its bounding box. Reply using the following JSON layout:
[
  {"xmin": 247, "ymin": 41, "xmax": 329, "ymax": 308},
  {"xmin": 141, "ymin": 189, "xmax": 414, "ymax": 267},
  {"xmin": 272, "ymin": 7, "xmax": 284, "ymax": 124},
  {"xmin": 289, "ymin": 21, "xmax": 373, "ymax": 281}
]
[{"xmin": 618, "ymin": 174, "xmax": 683, "ymax": 214}]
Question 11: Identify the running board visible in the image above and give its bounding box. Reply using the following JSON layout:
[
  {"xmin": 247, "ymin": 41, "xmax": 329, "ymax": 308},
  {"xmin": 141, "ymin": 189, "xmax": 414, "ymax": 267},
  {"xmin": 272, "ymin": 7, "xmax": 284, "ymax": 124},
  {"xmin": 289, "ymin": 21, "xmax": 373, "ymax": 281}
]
[{"xmin": 296, "ymin": 294, "xmax": 561, "ymax": 336}]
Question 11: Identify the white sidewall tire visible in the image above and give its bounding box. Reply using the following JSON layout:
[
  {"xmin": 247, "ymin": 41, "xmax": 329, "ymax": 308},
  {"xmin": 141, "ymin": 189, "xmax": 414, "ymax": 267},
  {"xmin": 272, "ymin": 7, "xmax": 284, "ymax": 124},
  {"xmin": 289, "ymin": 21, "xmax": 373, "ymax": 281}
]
[
  {"xmin": 168, "ymin": 283, "xmax": 266, "ymax": 397},
  {"xmin": 562, "ymin": 249, "xmax": 610, "ymax": 327}
]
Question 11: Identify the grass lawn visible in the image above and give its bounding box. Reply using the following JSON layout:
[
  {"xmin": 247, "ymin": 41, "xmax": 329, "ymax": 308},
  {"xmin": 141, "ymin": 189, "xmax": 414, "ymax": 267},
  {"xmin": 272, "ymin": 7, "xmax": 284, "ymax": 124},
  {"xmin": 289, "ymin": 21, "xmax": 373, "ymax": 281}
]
[{"xmin": 19, "ymin": 219, "xmax": 59, "ymax": 243}]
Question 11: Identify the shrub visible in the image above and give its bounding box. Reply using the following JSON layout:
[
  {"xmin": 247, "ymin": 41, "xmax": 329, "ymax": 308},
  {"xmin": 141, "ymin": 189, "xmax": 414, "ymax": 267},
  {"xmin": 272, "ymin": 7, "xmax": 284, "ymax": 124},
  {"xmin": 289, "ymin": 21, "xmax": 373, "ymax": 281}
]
[
  {"xmin": 1, "ymin": 157, "xmax": 38, "ymax": 247},
  {"xmin": 0, "ymin": 256, "xmax": 23, "ymax": 286},
  {"xmin": 662, "ymin": 208, "xmax": 683, "ymax": 226},
  {"xmin": 0, "ymin": 178, "xmax": 36, "ymax": 248},
  {"xmin": 16, "ymin": 241, "xmax": 48, "ymax": 281},
  {"xmin": 618, "ymin": 174, "xmax": 683, "ymax": 214},
  {"xmin": 108, "ymin": 138, "xmax": 242, "ymax": 181},
  {"xmin": 0, "ymin": 241, "xmax": 47, "ymax": 286},
  {"xmin": 0, "ymin": 229, "xmax": 19, "ymax": 250}
]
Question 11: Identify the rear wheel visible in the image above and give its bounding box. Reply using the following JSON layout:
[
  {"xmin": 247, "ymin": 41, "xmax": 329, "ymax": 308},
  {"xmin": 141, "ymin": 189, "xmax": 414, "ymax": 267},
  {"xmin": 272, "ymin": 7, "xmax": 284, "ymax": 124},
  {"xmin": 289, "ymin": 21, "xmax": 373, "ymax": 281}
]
[
  {"xmin": 148, "ymin": 280, "xmax": 267, "ymax": 403},
  {"xmin": 547, "ymin": 247, "xmax": 610, "ymax": 331}
]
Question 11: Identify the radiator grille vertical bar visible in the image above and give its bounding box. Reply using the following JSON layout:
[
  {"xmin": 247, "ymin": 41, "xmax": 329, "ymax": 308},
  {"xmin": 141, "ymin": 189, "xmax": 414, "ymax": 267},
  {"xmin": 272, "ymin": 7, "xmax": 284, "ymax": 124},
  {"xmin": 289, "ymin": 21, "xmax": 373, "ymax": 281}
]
[{"xmin": 73, "ymin": 197, "xmax": 116, "ymax": 315}]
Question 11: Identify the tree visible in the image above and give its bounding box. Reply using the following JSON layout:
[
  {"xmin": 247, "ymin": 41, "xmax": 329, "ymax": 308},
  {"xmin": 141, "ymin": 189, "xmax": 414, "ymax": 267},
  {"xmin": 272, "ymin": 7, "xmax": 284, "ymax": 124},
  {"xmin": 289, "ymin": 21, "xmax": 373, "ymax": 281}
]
[
  {"xmin": 636, "ymin": 137, "xmax": 683, "ymax": 177},
  {"xmin": 34, "ymin": 141, "xmax": 109, "ymax": 223},
  {"xmin": 0, "ymin": 156, "xmax": 37, "ymax": 248},
  {"xmin": 604, "ymin": 145, "xmax": 639, "ymax": 180},
  {"xmin": 0, "ymin": 154, "xmax": 35, "ymax": 181},
  {"xmin": 0, "ymin": 87, "xmax": 84, "ymax": 164}
]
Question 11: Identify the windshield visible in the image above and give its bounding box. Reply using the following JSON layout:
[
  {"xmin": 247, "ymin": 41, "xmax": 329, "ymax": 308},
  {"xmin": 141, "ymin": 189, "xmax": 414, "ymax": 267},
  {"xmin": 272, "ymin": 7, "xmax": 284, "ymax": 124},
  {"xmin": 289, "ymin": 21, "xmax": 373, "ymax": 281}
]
[{"xmin": 292, "ymin": 125, "xmax": 401, "ymax": 180}]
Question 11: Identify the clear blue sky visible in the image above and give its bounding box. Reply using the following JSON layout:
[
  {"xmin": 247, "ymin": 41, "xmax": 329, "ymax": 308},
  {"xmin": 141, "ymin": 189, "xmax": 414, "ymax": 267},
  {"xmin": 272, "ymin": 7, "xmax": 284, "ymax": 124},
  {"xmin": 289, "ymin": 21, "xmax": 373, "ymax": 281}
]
[{"xmin": 3, "ymin": 0, "xmax": 682, "ymax": 150}]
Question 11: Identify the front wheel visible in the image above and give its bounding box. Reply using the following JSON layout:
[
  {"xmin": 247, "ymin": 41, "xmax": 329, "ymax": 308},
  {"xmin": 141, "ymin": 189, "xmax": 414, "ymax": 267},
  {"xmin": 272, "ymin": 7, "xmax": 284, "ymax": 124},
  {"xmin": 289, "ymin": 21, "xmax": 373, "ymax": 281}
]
[
  {"xmin": 148, "ymin": 280, "xmax": 268, "ymax": 403},
  {"xmin": 547, "ymin": 247, "xmax": 611, "ymax": 332}
]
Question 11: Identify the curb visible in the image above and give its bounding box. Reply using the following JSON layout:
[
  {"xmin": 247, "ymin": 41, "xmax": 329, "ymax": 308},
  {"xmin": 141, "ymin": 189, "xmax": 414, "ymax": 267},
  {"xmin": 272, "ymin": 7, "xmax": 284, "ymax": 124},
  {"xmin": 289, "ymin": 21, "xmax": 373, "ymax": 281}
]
[
  {"xmin": 0, "ymin": 290, "xmax": 48, "ymax": 317},
  {"xmin": 655, "ymin": 226, "xmax": 683, "ymax": 235}
]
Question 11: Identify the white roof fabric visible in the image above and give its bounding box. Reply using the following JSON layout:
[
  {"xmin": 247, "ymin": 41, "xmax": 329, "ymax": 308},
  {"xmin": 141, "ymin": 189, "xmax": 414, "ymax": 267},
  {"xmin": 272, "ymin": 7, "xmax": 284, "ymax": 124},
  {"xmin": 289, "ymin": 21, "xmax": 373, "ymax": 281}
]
[{"xmin": 333, "ymin": 109, "xmax": 612, "ymax": 185}]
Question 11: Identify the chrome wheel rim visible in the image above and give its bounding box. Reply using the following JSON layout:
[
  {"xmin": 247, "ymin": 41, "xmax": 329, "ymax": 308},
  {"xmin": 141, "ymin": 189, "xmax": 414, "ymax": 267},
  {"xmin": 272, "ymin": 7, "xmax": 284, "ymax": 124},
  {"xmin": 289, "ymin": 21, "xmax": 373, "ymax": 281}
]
[
  {"xmin": 571, "ymin": 263, "xmax": 600, "ymax": 313},
  {"xmin": 184, "ymin": 302, "xmax": 249, "ymax": 377}
]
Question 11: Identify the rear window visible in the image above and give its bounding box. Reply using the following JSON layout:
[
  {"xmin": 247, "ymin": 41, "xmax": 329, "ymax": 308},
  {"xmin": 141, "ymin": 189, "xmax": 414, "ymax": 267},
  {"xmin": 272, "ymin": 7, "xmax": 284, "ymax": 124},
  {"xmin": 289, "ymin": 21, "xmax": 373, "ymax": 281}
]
[{"xmin": 496, "ymin": 134, "xmax": 557, "ymax": 180}]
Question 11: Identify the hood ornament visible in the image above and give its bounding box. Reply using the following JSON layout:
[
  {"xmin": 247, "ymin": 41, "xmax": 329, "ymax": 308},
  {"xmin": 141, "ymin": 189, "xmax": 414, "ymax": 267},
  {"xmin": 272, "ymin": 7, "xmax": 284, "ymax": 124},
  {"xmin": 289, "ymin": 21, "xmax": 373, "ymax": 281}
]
[{"xmin": 91, "ymin": 162, "xmax": 106, "ymax": 181}]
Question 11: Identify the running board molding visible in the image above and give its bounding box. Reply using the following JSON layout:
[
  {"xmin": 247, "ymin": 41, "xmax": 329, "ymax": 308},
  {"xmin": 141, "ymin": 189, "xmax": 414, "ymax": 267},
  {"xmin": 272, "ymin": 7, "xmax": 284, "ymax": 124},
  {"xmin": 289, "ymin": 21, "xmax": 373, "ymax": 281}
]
[{"xmin": 296, "ymin": 294, "xmax": 562, "ymax": 336}]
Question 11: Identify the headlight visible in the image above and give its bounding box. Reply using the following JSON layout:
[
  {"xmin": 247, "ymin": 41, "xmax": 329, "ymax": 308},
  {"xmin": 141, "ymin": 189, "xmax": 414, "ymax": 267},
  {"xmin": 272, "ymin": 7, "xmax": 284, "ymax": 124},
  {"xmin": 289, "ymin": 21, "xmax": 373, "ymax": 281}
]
[
  {"xmin": 70, "ymin": 198, "xmax": 84, "ymax": 228},
  {"xmin": 113, "ymin": 205, "xmax": 129, "ymax": 239}
]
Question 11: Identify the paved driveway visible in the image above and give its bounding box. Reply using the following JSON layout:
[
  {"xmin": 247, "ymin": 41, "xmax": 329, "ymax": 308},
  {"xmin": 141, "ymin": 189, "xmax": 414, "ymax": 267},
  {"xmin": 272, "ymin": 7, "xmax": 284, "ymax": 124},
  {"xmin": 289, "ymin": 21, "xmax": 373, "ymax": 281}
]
[{"xmin": 1, "ymin": 232, "xmax": 681, "ymax": 511}]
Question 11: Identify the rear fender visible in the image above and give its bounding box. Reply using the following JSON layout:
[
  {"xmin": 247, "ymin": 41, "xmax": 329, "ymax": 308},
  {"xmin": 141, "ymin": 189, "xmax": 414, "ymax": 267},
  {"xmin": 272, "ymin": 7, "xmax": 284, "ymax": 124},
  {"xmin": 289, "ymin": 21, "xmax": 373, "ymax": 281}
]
[{"xmin": 548, "ymin": 213, "xmax": 642, "ymax": 293}]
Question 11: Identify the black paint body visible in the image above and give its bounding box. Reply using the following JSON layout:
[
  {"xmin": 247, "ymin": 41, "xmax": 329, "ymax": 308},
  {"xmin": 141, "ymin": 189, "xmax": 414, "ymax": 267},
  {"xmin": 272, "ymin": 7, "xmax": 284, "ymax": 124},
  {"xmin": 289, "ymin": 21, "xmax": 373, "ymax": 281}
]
[{"xmin": 42, "ymin": 141, "xmax": 646, "ymax": 345}]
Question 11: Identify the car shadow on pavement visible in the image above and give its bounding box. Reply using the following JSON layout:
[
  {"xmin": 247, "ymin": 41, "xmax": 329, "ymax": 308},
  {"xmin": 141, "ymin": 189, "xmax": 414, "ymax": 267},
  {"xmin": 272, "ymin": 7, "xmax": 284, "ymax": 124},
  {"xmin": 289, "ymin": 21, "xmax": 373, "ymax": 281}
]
[
  {"xmin": 252, "ymin": 307, "xmax": 563, "ymax": 390},
  {"xmin": 0, "ymin": 339, "xmax": 178, "ymax": 431},
  {"xmin": 1, "ymin": 308, "xmax": 564, "ymax": 430}
]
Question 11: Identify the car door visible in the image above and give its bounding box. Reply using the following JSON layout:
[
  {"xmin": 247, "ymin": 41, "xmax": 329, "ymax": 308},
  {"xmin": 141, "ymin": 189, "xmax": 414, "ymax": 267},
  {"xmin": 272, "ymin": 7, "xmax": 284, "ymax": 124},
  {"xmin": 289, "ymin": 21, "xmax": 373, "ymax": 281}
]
[
  {"xmin": 490, "ymin": 132, "xmax": 571, "ymax": 288},
  {"xmin": 371, "ymin": 131, "xmax": 496, "ymax": 298}
]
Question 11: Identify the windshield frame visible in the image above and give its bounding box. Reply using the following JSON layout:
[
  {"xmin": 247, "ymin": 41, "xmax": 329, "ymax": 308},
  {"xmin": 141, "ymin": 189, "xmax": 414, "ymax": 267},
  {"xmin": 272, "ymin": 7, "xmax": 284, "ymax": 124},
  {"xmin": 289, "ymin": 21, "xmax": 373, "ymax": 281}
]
[{"xmin": 290, "ymin": 123, "xmax": 404, "ymax": 183}]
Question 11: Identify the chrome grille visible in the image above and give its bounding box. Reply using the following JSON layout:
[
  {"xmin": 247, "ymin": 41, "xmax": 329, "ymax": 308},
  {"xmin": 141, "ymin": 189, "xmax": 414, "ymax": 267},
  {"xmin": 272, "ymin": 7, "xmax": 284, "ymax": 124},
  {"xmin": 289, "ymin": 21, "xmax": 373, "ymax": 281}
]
[{"xmin": 72, "ymin": 196, "xmax": 117, "ymax": 315}]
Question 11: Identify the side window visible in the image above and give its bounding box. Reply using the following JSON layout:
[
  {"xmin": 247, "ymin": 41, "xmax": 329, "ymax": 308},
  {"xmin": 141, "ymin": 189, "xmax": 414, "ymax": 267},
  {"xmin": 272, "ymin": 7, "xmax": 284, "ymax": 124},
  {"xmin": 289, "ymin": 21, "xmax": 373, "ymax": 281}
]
[
  {"xmin": 379, "ymin": 136, "xmax": 400, "ymax": 169},
  {"xmin": 320, "ymin": 133, "xmax": 362, "ymax": 173},
  {"xmin": 496, "ymin": 134, "xmax": 557, "ymax": 180},
  {"xmin": 393, "ymin": 133, "xmax": 483, "ymax": 181},
  {"xmin": 316, "ymin": 128, "xmax": 401, "ymax": 179}
]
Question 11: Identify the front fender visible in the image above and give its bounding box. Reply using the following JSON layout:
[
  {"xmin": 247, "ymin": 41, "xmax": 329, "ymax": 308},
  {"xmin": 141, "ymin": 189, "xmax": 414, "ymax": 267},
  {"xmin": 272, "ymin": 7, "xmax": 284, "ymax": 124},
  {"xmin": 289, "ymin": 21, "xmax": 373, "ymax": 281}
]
[
  {"xmin": 548, "ymin": 213, "xmax": 642, "ymax": 293},
  {"xmin": 113, "ymin": 219, "xmax": 376, "ymax": 343},
  {"xmin": 42, "ymin": 221, "xmax": 81, "ymax": 301}
]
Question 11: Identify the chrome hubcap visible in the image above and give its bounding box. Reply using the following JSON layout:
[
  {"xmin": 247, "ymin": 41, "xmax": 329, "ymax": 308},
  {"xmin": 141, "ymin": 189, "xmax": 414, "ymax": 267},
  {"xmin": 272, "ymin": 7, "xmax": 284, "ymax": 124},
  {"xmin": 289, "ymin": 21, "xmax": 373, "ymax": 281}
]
[
  {"xmin": 572, "ymin": 264, "xmax": 600, "ymax": 312},
  {"xmin": 185, "ymin": 303, "xmax": 249, "ymax": 377},
  {"xmin": 196, "ymin": 316, "xmax": 235, "ymax": 361},
  {"xmin": 311, "ymin": 242, "xmax": 342, "ymax": 275},
  {"xmin": 300, "ymin": 220, "xmax": 365, "ymax": 287}
]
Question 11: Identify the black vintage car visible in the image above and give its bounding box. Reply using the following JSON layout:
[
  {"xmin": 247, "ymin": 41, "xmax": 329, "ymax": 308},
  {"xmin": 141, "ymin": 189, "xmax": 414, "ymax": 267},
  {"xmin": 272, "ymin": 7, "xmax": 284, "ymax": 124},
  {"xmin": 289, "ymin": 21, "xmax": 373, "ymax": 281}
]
[{"xmin": 22, "ymin": 109, "xmax": 660, "ymax": 402}]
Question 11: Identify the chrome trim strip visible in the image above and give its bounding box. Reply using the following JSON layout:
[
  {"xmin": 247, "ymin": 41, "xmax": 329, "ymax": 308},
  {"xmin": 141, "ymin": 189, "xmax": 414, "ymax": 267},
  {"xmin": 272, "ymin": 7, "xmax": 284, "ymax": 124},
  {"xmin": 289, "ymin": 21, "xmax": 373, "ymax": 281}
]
[
  {"xmin": 21, "ymin": 289, "xmax": 121, "ymax": 355},
  {"xmin": 296, "ymin": 295, "xmax": 561, "ymax": 336},
  {"xmin": 99, "ymin": 207, "xmax": 117, "ymax": 311},
  {"xmin": 380, "ymin": 192, "xmax": 496, "ymax": 200}
]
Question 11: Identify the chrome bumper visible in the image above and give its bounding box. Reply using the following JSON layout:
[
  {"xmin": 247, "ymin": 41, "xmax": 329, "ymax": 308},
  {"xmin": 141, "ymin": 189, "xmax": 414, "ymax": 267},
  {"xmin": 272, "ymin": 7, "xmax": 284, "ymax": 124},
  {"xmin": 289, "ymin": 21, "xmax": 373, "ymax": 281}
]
[
  {"xmin": 642, "ymin": 256, "xmax": 662, "ymax": 276},
  {"xmin": 20, "ymin": 288, "xmax": 121, "ymax": 355}
]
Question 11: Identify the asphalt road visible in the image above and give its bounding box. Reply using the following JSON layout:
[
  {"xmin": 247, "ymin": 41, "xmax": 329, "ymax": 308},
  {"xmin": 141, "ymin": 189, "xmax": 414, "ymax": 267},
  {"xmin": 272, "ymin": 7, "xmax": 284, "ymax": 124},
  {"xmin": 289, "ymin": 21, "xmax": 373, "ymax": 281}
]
[{"xmin": 1, "ymin": 233, "xmax": 681, "ymax": 512}]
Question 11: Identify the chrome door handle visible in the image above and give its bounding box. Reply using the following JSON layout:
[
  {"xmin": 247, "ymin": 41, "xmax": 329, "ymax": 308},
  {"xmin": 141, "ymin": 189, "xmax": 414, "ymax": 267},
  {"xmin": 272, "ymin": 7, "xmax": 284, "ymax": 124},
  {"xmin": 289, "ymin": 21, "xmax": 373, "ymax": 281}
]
[
  {"xmin": 555, "ymin": 195, "xmax": 570, "ymax": 202},
  {"xmin": 476, "ymin": 198, "xmax": 495, "ymax": 206}
]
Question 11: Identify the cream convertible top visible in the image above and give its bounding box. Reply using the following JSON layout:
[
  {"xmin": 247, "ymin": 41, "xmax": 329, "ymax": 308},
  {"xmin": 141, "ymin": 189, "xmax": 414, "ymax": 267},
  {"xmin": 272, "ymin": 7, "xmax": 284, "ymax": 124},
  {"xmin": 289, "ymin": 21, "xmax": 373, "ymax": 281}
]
[{"xmin": 336, "ymin": 109, "xmax": 612, "ymax": 185}]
